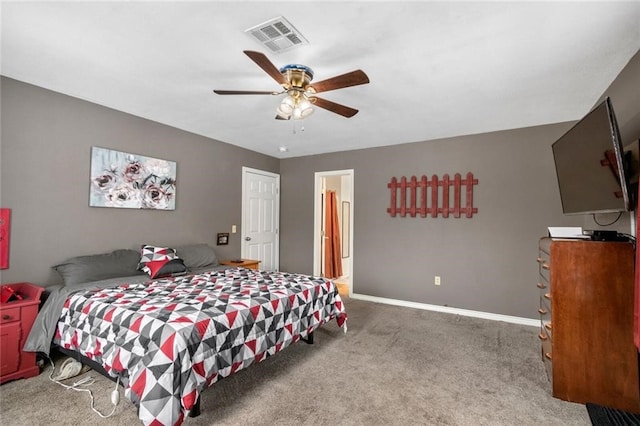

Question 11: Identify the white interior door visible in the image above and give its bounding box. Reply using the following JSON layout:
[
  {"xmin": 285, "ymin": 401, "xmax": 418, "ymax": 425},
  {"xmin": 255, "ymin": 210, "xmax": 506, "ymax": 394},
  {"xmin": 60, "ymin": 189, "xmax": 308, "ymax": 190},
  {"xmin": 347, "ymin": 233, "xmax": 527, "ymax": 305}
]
[{"xmin": 242, "ymin": 167, "xmax": 279, "ymax": 271}]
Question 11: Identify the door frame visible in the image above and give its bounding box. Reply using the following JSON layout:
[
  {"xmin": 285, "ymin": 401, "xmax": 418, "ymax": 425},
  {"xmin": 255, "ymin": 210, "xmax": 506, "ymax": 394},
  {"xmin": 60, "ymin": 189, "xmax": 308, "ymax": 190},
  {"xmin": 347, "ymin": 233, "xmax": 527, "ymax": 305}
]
[
  {"xmin": 241, "ymin": 166, "xmax": 280, "ymax": 271},
  {"xmin": 313, "ymin": 169, "xmax": 354, "ymax": 295}
]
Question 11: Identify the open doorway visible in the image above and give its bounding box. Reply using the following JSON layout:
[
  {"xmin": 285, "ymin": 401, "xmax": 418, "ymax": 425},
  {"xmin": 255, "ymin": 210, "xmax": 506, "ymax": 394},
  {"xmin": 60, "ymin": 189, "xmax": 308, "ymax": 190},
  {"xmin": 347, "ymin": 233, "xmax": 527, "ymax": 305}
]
[{"xmin": 313, "ymin": 170, "xmax": 354, "ymax": 297}]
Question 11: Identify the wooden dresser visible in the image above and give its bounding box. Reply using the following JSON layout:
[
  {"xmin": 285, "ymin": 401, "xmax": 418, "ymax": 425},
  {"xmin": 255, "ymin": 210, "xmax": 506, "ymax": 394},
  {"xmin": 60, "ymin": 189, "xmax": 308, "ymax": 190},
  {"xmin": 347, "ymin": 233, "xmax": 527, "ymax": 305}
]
[{"xmin": 537, "ymin": 238, "xmax": 640, "ymax": 412}]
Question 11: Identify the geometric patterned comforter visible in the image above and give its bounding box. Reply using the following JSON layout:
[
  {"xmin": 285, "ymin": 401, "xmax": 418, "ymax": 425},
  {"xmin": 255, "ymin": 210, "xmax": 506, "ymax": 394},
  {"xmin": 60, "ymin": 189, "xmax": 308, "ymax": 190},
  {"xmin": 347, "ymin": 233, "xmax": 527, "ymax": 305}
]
[{"xmin": 54, "ymin": 267, "xmax": 347, "ymax": 426}]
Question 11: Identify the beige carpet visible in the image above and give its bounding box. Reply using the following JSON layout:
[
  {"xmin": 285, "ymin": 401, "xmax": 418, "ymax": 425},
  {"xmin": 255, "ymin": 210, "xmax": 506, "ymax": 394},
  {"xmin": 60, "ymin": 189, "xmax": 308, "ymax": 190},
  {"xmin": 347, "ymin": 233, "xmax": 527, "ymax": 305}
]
[{"xmin": 0, "ymin": 298, "xmax": 590, "ymax": 425}]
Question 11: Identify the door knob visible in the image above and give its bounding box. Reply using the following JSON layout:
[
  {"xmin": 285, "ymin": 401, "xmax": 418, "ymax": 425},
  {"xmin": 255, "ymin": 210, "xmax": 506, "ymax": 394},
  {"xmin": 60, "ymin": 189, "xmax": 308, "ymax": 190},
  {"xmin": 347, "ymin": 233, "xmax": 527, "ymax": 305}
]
[{"xmin": 245, "ymin": 237, "xmax": 251, "ymax": 241}]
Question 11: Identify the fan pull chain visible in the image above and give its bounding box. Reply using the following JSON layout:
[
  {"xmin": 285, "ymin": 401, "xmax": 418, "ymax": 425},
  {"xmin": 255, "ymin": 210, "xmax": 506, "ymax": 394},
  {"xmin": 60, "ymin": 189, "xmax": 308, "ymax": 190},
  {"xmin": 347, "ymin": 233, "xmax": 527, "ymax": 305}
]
[{"xmin": 291, "ymin": 121, "xmax": 305, "ymax": 135}]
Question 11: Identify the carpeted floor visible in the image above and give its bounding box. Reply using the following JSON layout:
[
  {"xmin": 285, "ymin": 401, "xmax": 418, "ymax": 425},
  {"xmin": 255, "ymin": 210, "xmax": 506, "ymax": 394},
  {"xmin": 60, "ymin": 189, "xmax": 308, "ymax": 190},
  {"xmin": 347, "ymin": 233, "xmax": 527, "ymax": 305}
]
[{"xmin": 0, "ymin": 297, "xmax": 591, "ymax": 425}]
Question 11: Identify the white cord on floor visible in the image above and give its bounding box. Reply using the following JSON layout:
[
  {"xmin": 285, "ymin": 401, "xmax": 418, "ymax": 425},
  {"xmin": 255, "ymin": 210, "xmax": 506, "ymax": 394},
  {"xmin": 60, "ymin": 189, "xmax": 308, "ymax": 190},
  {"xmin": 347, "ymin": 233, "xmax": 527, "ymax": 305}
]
[{"xmin": 47, "ymin": 356, "xmax": 120, "ymax": 418}]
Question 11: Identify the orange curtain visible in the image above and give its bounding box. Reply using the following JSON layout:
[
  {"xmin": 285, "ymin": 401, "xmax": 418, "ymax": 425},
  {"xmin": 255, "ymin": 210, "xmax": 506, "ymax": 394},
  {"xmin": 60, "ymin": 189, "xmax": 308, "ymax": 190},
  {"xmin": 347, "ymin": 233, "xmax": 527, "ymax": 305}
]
[{"xmin": 324, "ymin": 191, "xmax": 343, "ymax": 279}]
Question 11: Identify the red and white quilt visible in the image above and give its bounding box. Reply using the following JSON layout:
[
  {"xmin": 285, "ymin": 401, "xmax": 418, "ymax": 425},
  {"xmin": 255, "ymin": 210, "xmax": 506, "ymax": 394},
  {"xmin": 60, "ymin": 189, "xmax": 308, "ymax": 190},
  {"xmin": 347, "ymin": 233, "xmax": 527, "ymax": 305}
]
[{"xmin": 54, "ymin": 268, "xmax": 347, "ymax": 426}]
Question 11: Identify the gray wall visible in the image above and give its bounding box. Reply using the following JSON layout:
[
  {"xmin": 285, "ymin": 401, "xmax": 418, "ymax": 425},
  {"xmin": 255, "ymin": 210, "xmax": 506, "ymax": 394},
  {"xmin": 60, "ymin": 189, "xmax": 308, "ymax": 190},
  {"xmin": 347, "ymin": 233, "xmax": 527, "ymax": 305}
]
[
  {"xmin": 595, "ymin": 49, "xmax": 640, "ymax": 147},
  {"xmin": 280, "ymin": 124, "xmax": 578, "ymax": 319},
  {"xmin": 2, "ymin": 49, "xmax": 638, "ymax": 319},
  {"xmin": 583, "ymin": 49, "xmax": 640, "ymax": 232},
  {"xmin": 0, "ymin": 77, "xmax": 279, "ymax": 286},
  {"xmin": 279, "ymin": 50, "xmax": 640, "ymax": 319}
]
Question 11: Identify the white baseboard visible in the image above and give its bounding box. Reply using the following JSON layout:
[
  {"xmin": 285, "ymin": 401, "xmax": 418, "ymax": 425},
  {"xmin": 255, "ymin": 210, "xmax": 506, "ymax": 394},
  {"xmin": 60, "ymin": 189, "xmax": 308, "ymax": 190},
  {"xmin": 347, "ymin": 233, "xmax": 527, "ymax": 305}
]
[{"xmin": 349, "ymin": 293, "xmax": 539, "ymax": 327}]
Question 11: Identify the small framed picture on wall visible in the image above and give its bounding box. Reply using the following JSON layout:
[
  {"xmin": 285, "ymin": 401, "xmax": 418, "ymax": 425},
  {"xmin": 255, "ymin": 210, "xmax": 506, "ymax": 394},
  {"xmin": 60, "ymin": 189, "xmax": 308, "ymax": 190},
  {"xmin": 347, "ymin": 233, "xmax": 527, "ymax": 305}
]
[{"xmin": 217, "ymin": 233, "xmax": 229, "ymax": 245}]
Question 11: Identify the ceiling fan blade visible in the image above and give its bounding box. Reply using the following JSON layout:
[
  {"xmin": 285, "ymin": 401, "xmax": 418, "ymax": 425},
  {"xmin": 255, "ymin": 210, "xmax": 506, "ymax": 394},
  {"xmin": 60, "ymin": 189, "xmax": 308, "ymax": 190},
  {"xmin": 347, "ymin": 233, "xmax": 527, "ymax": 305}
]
[
  {"xmin": 309, "ymin": 70, "xmax": 369, "ymax": 93},
  {"xmin": 213, "ymin": 90, "xmax": 279, "ymax": 95},
  {"xmin": 275, "ymin": 115, "xmax": 290, "ymax": 120},
  {"xmin": 312, "ymin": 97, "xmax": 359, "ymax": 118},
  {"xmin": 244, "ymin": 50, "xmax": 288, "ymax": 87}
]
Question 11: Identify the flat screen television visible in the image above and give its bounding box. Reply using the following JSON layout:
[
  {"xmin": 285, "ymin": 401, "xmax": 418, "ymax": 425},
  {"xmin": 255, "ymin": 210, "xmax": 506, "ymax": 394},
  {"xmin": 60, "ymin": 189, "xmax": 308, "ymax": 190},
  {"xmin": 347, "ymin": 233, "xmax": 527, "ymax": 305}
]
[{"xmin": 552, "ymin": 97, "xmax": 631, "ymax": 215}]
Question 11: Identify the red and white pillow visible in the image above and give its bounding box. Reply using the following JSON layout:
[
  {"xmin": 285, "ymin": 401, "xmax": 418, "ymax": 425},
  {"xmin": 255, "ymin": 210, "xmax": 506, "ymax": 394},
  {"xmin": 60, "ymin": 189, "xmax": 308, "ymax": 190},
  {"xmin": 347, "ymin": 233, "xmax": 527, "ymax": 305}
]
[{"xmin": 138, "ymin": 245, "xmax": 186, "ymax": 279}]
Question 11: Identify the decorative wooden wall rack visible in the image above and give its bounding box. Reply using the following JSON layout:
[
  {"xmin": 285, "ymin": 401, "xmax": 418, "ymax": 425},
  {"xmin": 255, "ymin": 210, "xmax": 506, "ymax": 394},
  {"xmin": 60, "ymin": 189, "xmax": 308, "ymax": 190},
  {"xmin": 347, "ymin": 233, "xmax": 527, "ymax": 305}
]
[
  {"xmin": 387, "ymin": 173, "xmax": 478, "ymax": 218},
  {"xmin": 601, "ymin": 149, "xmax": 624, "ymax": 199}
]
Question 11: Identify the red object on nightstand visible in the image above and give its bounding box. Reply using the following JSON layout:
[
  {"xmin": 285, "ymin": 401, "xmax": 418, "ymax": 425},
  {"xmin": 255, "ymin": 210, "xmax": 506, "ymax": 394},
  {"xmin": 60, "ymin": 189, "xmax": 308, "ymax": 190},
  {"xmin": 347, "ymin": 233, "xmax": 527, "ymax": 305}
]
[{"xmin": 0, "ymin": 282, "xmax": 44, "ymax": 384}]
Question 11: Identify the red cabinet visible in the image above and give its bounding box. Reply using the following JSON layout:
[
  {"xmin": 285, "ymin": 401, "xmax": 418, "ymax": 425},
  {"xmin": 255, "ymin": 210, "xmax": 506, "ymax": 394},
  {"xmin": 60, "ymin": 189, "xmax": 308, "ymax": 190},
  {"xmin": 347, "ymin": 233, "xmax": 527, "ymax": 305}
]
[{"xmin": 0, "ymin": 282, "xmax": 44, "ymax": 384}]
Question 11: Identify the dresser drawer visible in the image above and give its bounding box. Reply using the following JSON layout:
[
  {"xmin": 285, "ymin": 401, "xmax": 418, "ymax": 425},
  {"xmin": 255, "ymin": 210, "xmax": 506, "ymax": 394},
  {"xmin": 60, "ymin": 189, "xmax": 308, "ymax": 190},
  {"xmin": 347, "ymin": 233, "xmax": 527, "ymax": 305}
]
[
  {"xmin": 537, "ymin": 275, "xmax": 549, "ymax": 291},
  {"xmin": 0, "ymin": 307, "xmax": 20, "ymax": 325},
  {"xmin": 539, "ymin": 327, "xmax": 553, "ymax": 382},
  {"xmin": 539, "ymin": 297, "xmax": 552, "ymax": 340},
  {"xmin": 538, "ymin": 240, "xmax": 553, "ymax": 380},
  {"xmin": 537, "ymin": 256, "xmax": 551, "ymax": 286}
]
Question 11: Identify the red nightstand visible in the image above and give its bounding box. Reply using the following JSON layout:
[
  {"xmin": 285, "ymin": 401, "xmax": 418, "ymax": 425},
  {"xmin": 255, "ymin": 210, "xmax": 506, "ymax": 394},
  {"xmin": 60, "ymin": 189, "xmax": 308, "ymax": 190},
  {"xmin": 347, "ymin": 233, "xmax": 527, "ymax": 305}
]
[{"xmin": 0, "ymin": 282, "xmax": 44, "ymax": 384}]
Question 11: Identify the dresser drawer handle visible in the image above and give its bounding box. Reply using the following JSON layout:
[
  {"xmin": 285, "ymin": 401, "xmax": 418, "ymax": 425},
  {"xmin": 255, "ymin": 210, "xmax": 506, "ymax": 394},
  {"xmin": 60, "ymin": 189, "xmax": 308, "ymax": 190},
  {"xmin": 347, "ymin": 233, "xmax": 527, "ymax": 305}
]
[
  {"xmin": 538, "ymin": 308, "xmax": 548, "ymax": 315},
  {"xmin": 544, "ymin": 292, "xmax": 551, "ymax": 300},
  {"xmin": 541, "ymin": 262, "xmax": 550, "ymax": 270},
  {"xmin": 544, "ymin": 323, "xmax": 552, "ymax": 331},
  {"xmin": 536, "ymin": 257, "xmax": 544, "ymax": 263},
  {"xmin": 2, "ymin": 314, "xmax": 10, "ymax": 320},
  {"xmin": 538, "ymin": 332, "xmax": 548, "ymax": 341},
  {"xmin": 544, "ymin": 352, "xmax": 552, "ymax": 360},
  {"xmin": 537, "ymin": 282, "xmax": 546, "ymax": 289}
]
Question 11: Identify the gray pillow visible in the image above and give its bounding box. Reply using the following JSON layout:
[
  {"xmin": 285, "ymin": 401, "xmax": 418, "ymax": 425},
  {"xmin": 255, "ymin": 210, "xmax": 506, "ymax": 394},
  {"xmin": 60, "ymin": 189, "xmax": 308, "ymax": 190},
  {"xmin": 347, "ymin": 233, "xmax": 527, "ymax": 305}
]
[
  {"xmin": 53, "ymin": 249, "xmax": 145, "ymax": 286},
  {"xmin": 174, "ymin": 244, "xmax": 219, "ymax": 269}
]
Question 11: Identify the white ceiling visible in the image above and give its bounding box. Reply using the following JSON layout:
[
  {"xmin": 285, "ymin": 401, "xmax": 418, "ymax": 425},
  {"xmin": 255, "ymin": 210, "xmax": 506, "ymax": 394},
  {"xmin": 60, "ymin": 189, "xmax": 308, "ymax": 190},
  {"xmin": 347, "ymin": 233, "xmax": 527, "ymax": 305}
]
[{"xmin": 2, "ymin": 1, "xmax": 639, "ymax": 159}]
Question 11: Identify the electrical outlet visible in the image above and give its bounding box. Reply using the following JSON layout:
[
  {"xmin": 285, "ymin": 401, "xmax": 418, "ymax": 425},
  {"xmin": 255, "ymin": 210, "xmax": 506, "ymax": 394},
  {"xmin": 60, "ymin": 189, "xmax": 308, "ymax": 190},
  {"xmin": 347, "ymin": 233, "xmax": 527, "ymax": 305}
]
[{"xmin": 434, "ymin": 276, "xmax": 441, "ymax": 286}]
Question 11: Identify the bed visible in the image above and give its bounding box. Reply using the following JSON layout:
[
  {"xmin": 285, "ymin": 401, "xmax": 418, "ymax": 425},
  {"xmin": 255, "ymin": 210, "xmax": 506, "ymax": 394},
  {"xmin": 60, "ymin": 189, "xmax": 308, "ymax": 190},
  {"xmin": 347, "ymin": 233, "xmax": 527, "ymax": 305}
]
[{"xmin": 24, "ymin": 244, "xmax": 347, "ymax": 426}]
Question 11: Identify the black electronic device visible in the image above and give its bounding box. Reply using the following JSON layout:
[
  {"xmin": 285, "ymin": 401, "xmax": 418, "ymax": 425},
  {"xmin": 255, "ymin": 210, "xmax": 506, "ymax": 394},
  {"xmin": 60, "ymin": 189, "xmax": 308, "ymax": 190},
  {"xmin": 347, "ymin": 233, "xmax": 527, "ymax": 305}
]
[
  {"xmin": 552, "ymin": 97, "xmax": 632, "ymax": 215},
  {"xmin": 584, "ymin": 229, "xmax": 629, "ymax": 242}
]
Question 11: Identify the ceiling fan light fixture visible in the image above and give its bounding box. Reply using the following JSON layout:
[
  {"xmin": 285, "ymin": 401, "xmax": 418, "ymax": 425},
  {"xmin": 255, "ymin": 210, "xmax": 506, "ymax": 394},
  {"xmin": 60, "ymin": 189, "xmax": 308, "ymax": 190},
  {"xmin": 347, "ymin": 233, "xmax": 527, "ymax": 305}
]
[
  {"xmin": 293, "ymin": 98, "xmax": 314, "ymax": 119},
  {"xmin": 214, "ymin": 50, "xmax": 369, "ymax": 120},
  {"xmin": 276, "ymin": 92, "xmax": 314, "ymax": 120},
  {"xmin": 277, "ymin": 95, "xmax": 295, "ymax": 116}
]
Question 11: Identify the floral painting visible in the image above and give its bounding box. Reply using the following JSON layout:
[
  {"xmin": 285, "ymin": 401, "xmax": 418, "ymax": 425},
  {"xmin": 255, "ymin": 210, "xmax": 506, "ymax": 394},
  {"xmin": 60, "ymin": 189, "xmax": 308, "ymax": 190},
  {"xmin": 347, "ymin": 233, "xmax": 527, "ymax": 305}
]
[{"xmin": 90, "ymin": 147, "xmax": 177, "ymax": 210}]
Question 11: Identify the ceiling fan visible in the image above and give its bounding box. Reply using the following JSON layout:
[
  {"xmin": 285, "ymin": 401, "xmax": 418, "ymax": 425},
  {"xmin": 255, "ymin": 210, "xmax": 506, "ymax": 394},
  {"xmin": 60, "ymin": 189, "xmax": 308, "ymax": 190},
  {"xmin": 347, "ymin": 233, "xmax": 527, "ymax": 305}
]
[{"xmin": 213, "ymin": 50, "xmax": 370, "ymax": 120}]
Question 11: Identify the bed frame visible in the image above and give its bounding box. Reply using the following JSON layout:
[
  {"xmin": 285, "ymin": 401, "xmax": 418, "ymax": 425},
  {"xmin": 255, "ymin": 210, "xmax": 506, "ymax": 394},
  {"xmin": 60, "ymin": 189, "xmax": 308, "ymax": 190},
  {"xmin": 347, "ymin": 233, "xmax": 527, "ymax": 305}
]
[{"xmin": 53, "ymin": 331, "xmax": 315, "ymax": 418}]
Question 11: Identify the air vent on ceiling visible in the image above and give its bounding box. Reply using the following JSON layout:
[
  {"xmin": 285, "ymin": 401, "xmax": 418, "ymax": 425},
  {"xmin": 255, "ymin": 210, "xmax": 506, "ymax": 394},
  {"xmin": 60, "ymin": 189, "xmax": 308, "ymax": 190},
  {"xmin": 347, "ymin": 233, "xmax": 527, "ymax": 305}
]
[{"xmin": 245, "ymin": 16, "xmax": 308, "ymax": 54}]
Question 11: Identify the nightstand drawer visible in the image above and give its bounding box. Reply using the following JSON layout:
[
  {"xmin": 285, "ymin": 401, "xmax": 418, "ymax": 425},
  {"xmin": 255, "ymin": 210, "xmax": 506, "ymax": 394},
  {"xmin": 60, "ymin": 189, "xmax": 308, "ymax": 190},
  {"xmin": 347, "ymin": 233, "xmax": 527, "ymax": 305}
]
[
  {"xmin": 0, "ymin": 307, "xmax": 20, "ymax": 324},
  {"xmin": 220, "ymin": 259, "xmax": 261, "ymax": 270}
]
